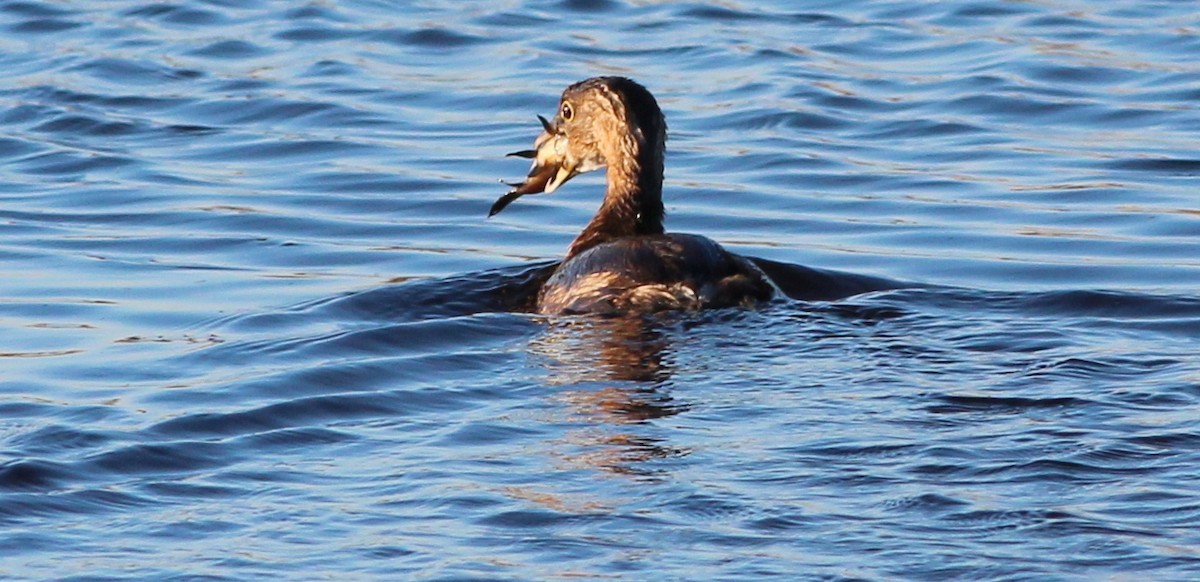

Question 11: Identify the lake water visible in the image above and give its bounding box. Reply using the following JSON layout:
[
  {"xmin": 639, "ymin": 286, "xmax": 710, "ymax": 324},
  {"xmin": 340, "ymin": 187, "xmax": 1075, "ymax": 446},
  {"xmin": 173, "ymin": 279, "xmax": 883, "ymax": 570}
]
[{"xmin": 3, "ymin": 0, "xmax": 1200, "ymax": 579}]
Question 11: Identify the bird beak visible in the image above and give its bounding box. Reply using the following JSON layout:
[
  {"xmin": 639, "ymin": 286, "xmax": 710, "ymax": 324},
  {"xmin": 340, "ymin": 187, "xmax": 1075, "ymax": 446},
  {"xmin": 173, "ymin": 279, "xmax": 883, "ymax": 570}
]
[{"xmin": 490, "ymin": 115, "xmax": 579, "ymax": 217}]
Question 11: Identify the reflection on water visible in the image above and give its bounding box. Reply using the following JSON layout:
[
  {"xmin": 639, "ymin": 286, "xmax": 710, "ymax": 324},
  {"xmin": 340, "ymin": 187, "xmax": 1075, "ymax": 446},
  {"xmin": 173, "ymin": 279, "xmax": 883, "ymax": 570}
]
[
  {"xmin": 534, "ymin": 316, "xmax": 677, "ymax": 385},
  {"xmin": 534, "ymin": 316, "xmax": 690, "ymax": 476}
]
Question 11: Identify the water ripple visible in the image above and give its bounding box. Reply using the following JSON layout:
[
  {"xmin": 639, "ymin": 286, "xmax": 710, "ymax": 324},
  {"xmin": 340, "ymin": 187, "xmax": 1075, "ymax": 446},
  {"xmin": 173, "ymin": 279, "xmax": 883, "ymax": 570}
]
[{"xmin": 3, "ymin": 0, "xmax": 1200, "ymax": 579}]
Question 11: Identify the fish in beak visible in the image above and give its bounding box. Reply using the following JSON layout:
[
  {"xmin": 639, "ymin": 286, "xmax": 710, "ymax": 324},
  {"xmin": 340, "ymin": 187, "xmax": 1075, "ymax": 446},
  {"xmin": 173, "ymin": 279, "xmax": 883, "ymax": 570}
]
[{"xmin": 489, "ymin": 115, "xmax": 580, "ymax": 217}]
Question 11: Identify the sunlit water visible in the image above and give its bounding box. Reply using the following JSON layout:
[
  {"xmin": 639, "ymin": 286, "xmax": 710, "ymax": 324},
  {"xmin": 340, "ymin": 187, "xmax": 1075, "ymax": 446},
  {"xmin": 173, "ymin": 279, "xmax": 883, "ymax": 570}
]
[{"xmin": 3, "ymin": 1, "xmax": 1200, "ymax": 579}]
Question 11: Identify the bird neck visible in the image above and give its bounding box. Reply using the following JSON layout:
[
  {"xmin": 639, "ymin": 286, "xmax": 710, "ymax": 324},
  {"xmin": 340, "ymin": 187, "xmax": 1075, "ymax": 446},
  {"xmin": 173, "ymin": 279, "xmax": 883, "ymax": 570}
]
[{"xmin": 565, "ymin": 134, "xmax": 665, "ymax": 260}]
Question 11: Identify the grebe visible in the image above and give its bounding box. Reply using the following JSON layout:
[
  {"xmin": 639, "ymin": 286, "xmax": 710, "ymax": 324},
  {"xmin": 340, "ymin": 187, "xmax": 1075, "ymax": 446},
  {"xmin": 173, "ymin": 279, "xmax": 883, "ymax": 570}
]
[{"xmin": 492, "ymin": 76, "xmax": 775, "ymax": 315}]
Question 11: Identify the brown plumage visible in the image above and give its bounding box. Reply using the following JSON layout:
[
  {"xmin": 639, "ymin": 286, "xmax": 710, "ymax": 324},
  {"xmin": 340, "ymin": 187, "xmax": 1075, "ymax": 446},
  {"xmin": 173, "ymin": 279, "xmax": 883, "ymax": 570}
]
[{"xmin": 493, "ymin": 77, "xmax": 774, "ymax": 315}]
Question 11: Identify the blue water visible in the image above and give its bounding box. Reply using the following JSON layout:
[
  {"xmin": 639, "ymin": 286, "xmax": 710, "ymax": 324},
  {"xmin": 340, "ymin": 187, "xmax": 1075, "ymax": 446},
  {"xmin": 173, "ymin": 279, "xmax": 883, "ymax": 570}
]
[{"xmin": 3, "ymin": 0, "xmax": 1200, "ymax": 579}]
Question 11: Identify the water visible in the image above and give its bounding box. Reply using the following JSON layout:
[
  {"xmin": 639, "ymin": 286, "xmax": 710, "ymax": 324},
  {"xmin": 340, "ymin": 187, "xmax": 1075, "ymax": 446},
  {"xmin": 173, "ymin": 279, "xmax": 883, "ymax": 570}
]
[{"xmin": 2, "ymin": 0, "xmax": 1199, "ymax": 579}]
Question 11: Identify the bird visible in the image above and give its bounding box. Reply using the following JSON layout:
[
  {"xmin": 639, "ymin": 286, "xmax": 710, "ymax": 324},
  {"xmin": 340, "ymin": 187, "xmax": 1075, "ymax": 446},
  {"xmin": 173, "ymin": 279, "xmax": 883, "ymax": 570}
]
[{"xmin": 492, "ymin": 76, "xmax": 774, "ymax": 315}]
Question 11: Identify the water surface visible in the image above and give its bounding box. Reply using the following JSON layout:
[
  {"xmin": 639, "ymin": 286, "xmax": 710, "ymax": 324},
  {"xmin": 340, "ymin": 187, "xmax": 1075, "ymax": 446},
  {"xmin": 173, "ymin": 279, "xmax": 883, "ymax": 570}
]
[{"xmin": 2, "ymin": 0, "xmax": 1200, "ymax": 579}]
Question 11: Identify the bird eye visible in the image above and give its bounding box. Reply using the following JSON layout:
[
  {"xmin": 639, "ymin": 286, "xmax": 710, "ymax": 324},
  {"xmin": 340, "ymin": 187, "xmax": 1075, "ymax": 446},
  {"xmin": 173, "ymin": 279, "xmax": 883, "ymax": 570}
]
[{"xmin": 561, "ymin": 102, "xmax": 574, "ymax": 121}]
